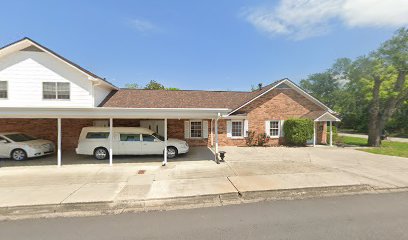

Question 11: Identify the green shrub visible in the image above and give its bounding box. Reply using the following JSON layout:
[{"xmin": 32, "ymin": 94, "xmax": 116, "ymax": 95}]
[{"xmin": 283, "ymin": 118, "xmax": 314, "ymax": 146}]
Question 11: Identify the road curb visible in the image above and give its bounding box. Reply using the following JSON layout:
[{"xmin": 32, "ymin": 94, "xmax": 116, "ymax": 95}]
[{"xmin": 0, "ymin": 184, "xmax": 377, "ymax": 221}]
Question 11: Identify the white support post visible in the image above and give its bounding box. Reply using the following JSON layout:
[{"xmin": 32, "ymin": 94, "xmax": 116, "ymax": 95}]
[
  {"xmin": 210, "ymin": 119, "xmax": 214, "ymax": 147},
  {"xmin": 313, "ymin": 121, "xmax": 316, "ymax": 147},
  {"xmin": 109, "ymin": 118, "xmax": 113, "ymax": 166},
  {"xmin": 57, "ymin": 118, "xmax": 62, "ymax": 167},
  {"xmin": 215, "ymin": 118, "xmax": 219, "ymax": 153},
  {"xmin": 163, "ymin": 118, "xmax": 168, "ymax": 166},
  {"xmin": 330, "ymin": 121, "xmax": 333, "ymax": 147}
]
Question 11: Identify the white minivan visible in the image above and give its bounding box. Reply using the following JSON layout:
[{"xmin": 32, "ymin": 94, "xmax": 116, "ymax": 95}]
[{"xmin": 76, "ymin": 127, "xmax": 189, "ymax": 160}]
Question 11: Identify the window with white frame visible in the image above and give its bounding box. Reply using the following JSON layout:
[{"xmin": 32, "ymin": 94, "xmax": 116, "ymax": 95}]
[
  {"xmin": 231, "ymin": 120, "xmax": 243, "ymax": 137},
  {"xmin": 43, "ymin": 82, "xmax": 70, "ymax": 100},
  {"xmin": 270, "ymin": 120, "xmax": 280, "ymax": 137},
  {"xmin": 190, "ymin": 121, "xmax": 202, "ymax": 138},
  {"xmin": 0, "ymin": 81, "xmax": 7, "ymax": 99}
]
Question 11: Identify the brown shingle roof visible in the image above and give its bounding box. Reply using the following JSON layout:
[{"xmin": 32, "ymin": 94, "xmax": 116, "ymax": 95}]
[
  {"xmin": 100, "ymin": 89, "xmax": 251, "ymax": 109},
  {"xmin": 100, "ymin": 79, "xmax": 287, "ymax": 109}
]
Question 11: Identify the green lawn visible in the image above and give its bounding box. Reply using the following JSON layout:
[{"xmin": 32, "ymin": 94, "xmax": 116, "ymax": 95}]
[{"xmin": 340, "ymin": 136, "xmax": 408, "ymax": 158}]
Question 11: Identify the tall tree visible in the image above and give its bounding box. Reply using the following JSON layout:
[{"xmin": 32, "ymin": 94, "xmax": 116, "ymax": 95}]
[{"xmin": 367, "ymin": 28, "xmax": 408, "ymax": 146}]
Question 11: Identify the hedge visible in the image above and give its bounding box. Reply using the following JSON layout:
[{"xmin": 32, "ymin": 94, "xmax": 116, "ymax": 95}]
[{"xmin": 283, "ymin": 118, "xmax": 314, "ymax": 146}]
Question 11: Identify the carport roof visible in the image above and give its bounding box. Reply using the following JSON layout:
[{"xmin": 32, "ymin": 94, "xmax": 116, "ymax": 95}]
[{"xmin": 0, "ymin": 107, "xmax": 230, "ymax": 119}]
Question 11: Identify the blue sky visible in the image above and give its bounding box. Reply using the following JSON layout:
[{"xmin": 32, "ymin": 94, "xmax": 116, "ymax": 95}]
[{"xmin": 0, "ymin": 0, "xmax": 407, "ymax": 91}]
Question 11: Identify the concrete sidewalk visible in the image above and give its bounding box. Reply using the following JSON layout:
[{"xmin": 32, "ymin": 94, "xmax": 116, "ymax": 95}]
[{"xmin": 1, "ymin": 146, "xmax": 408, "ymax": 219}]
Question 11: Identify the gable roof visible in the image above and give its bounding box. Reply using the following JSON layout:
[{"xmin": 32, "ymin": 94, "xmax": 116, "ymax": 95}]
[
  {"xmin": 0, "ymin": 37, "xmax": 118, "ymax": 90},
  {"xmin": 301, "ymin": 111, "xmax": 341, "ymax": 121},
  {"xmin": 100, "ymin": 78, "xmax": 334, "ymax": 112},
  {"xmin": 227, "ymin": 78, "xmax": 333, "ymax": 115}
]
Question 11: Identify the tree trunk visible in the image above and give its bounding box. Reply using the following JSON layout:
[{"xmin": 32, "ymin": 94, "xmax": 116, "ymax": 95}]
[
  {"xmin": 367, "ymin": 76, "xmax": 382, "ymax": 146},
  {"xmin": 368, "ymin": 71, "xmax": 407, "ymax": 146}
]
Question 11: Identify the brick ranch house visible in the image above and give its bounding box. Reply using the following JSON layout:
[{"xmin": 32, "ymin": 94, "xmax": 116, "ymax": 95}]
[{"xmin": 0, "ymin": 38, "xmax": 339, "ymax": 165}]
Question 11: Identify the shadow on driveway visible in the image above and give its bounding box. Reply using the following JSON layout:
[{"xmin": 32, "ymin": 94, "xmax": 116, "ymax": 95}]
[{"xmin": 0, "ymin": 147, "xmax": 215, "ymax": 168}]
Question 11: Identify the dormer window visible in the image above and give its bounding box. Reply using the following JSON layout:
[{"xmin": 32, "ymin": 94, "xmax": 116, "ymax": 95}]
[
  {"xmin": 43, "ymin": 82, "xmax": 70, "ymax": 100},
  {"xmin": 0, "ymin": 81, "xmax": 7, "ymax": 99}
]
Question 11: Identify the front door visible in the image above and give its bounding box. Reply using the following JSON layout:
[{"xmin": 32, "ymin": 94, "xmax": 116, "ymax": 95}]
[
  {"xmin": 141, "ymin": 134, "xmax": 163, "ymax": 155},
  {"xmin": 118, "ymin": 133, "xmax": 142, "ymax": 155}
]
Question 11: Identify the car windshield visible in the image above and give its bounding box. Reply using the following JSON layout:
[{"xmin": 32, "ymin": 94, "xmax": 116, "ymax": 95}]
[
  {"xmin": 5, "ymin": 133, "xmax": 37, "ymax": 142},
  {"xmin": 152, "ymin": 133, "xmax": 165, "ymax": 141}
]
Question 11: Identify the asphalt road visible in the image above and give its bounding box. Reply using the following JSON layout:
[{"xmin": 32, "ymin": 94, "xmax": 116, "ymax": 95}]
[{"xmin": 1, "ymin": 192, "xmax": 408, "ymax": 240}]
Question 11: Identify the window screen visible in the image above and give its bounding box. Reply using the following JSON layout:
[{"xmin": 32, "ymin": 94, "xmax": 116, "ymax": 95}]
[
  {"xmin": 270, "ymin": 121, "xmax": 280, "ymax": 137},
  {"xmin": 43, "ymin": 82, "xmax": 70, "ymax": 99},
  {"xmin": 232, "ymin": 121, "xmax": 243, "ymax": 137},
  {"xmin": 190, "ymin": 121, "xmax": 202, "ymax": 138},
  {"xmin": 0, "ymin": 81, "xmax": 7, "ymax": 99}
]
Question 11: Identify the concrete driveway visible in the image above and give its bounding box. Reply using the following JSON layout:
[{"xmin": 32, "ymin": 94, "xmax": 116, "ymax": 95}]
[
  {"xmin": 221, "ymin": 146, "xmax": 408, "ymax": 190},
  {"xmin": 1, "ymin": 145, "xmax": 408, "ymax": 216}
]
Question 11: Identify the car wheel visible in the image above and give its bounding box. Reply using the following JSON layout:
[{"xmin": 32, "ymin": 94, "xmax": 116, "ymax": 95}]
[
  {"xmin": 11, "ymin": 149, "xmax": 27, "ymax": 161},
  {"xmin": 94, "ymin": 147, "xmax": 108, "ymax": 160},
  {"xmin": 167, "ymin": 146, "xmax": 178, "ymax": 159}
]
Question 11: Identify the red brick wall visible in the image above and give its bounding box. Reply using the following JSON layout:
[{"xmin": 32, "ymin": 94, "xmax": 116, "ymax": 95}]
[
  {"xmin": 167, "ymin": 119, "xmax": 211, "ymax": 147},
  {"xmin": 0, "ymin": 118, "xmax": 58, "ymax": 144},
  {"xmin": 0, "ymin": 118, "xmax": 144, "ymax": 150},
  {"xmin": 221, "ymin": 88, "xmax": 326, "ymax": 146}
]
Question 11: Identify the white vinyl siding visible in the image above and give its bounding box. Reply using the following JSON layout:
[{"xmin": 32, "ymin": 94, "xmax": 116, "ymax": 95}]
[
  {"xmin": 0, "ymin": 81, "xmax": 7, "ymax": 99},
  {"xmin": 0, "ymin": 50, "xmax": 108, "ymax": 107}
]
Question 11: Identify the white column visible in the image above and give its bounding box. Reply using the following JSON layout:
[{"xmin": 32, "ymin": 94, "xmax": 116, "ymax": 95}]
[
  {"xmin": 210, "ymin": 119, "xmax": 214, "ymax": 147},
  {"xmin": 215, "ymin": 118, "xmax": 219, "ymax": 153},
  {"xmin": 163, "ymin": 118, "xmax": 168, "ymax": 166},
  {"xmin": 313, "ymin": 121, "xmax": 316, "ymax": 147},
  {"xmin": 109, "ymin": 118, "xmax": 113, "ymax": 166},
  {"xmin": 57, "ymin": 118, "xmax": 62, "ymax": 167},
  {"xmin": 330, "ymin": 121, "xmax": 333, "ymax": 147}
]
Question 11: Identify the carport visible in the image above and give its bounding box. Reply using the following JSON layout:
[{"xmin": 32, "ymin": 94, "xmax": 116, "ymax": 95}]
[{"xmin": 0, "ymin": 107, "xmax": 230, "ymax": 167}]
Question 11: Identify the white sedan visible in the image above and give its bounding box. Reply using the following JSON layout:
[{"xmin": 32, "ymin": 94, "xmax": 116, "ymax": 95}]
[{"xmin": 0, "ymin": 133, "xmax": 55, "ymax": 160}]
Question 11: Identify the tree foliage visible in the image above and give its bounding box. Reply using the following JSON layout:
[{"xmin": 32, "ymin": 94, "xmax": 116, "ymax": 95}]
[
  {"xmin": 300, "ymin": 28, "xmax": 408, "ymax": 146},
  {"xmin": 124, "ymin": 80, "xmax": 180, "ymax": 90}
]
